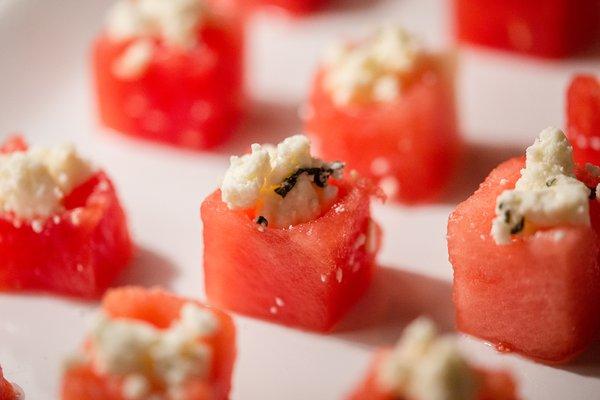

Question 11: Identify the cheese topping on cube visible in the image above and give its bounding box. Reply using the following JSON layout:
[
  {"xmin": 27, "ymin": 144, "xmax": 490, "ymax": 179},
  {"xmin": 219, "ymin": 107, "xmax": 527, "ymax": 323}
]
[
  {"xmin": 106, "ymin": 0, "xmax": 208, "ymax": 48},
  {"xmin": 378, "ymin": 318, "xmax": 478, "ymax": 400},
  {"xmin": 221, "ymin": 135, "xmax": 344, "ymax": 228},
  {"xmin": 491, "ymin": 127, "xmax": 590, "ymax": 245},
  {"xmin": 0, "ymin": 144, "xmax": 94, "ymax": 220},
  {"xmin": 106, "ymin": 0, "xmax": 209, "ymax": 79},
  {"xmin": 323, "ymin": 26, "xmax": 421, "ymax": 106},
  {"xmin": 90, "ymin": 303, "xmax": 218, "ymax": 400}
]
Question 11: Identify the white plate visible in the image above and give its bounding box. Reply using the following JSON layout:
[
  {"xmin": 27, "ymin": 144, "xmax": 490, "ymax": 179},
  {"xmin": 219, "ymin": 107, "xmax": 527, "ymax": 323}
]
[{"xmin": 0, "ymin": 0, "xmax": 599, "ymax": 398}]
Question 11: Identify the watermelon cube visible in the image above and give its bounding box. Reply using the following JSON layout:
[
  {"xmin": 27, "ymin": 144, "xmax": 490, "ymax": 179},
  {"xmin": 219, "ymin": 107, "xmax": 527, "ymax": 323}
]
[
  {"xmin": 0, "ymin": 366, "xmax": 21, "ymax": 400},
  {"xmin": 306, "ymin": 29, "xmax": 460, "ymax": 204},
  {"xmin": 93, "ymin": 0, "xmax": 244, "ymax": 150},
  {"xmin": 347, "ymin": 319, "xmax": 519, "ymax": 400},
  {"xmin": 448, "ymin": 157, "xmax": 600, "ymax": 363},
  {"xmin": 567, "ymin": 75, "xmax": 600, "ymax": 166},
  {"xmin": 454, "ymin": 0, "xmax": 600, "ymax": 58},
  {"xmin": 202, "ymin": 176, "xmax": 381, "ymax": 331},
  {"xmin": 0, "ymin": 137, "xmax": 133, "ymax": 298},
  {"xmin": 61, "ymin": 286, "xmax": 236, "ymax": 400}
]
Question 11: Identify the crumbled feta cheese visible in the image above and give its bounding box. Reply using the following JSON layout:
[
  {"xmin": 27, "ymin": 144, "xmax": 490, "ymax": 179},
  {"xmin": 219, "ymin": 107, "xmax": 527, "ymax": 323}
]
[
  {"xmin": 491, "ymin": 127, "xmax": 590, "ymax": 245},
  {"xmin": 221, "ymin": 144, "xmax": 271, "ymax": 210},
  {"xmin": 0, "ymin": 154, "xmax": 63, "ymax": 220},
  {"xmin": 91, "ymin": 303, "xmax": 217, "ymax": 399},
  {"xmin": 0, "ymin": 144, "xmax": 94, "ymax": 220},
  {"xmin": 378, "ymin": 318, "xmax": 478, "ymax": 400},
  {"xmin": 29, "ymin": 143, "xmax": 94, "ymax": 194},
  {"xmin": 112, "ymin": 39, "xmax": 155, "ymax": 80},
  {"xmin": 106, "ymin": 0, "xmax": 208, "ymax": 48},
  {"xmin": 323, "ymin": 26, "xmax": 421, "ymax": 106},
  {"xmin": 220, "ymin": 135, "xmax": 344, "ymax": 228},
  {"xmin": 105, "ymin": 0, "xmax": 209, "ymax": 80}
]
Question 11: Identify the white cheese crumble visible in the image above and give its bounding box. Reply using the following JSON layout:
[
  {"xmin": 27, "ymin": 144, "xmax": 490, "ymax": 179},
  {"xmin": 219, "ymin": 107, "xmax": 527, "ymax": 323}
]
[
  {"xmin": 322, "ymin": 26, "xmax": 421, "ymax": 106},
  {"xmin": 0, "ymin": 144, "xmax": 93, "ymax": 220},
  {"xmin": 106, "ymin": 0, "xmax": 208, "ymax": 79},
  {"xmin": 90, "ymin": 303, "xmax": 218, "ymax": 399},
  {"xmin": 378, "ymin": 318, "xmax": 478, "ymax": 400},
  {"xmin": 106, "ymin": 0, "xmax": 208, "ymax": 48},
  {"xmin": 220, "ymin": 135, "xmax": 344, "ymax": 228},
  {"xmin": 491, "ymin": 127, "xmax": 590, "ymax": 245}
]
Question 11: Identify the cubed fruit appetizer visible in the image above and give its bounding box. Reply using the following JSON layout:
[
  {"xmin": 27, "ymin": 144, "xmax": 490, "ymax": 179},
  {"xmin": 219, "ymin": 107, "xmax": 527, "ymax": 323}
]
[
  {"xmin": 567, "ymin": 75, "xmax": 600, "ymax": 166},
  {"xmin": 0, "ymin": 366, "xmax": 22, "ymax": 400},
  {"xmin": 348, "ymin": 318, "xmax": 520, "ymax": 400},
  {"xmin": 201, "ymin": 134, "xmax": 381, "ymax": 331},
  {"xmin": 454, "ymin": 0, "xmax": 600, "ymax": 58},
  {"xmin": 0, "ymin": 136, "xmax": 132, "ymax": 297},
  {"xmin": 305, "ymin": 26, "xmax": 460, "ymax": 204},
  {"xmin": 448, "ymin": 127, "xmax": 600, "ymax": 363},
  {"xmin": 249, "ymin": 0, "xmax": 327, "ymax": 14},
  {"xmin": 93, "ymin": 0, "xmax": 244, "ymax": 150},
  {"xmin": 62, "ymin": 286, "xmax": 236, "ymax": 400}
]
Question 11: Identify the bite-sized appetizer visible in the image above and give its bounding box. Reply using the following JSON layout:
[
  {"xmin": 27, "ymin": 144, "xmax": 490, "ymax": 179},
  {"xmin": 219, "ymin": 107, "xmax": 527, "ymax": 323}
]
[
  {"xmin": 348, "ymin": 318, "xmax": 519, "ymax": 400},
  {"xmin": 454, "ymin": 0, "xmax": 600, "ymax": 58},
  {"xmin": 448, "ymin": 127, "xmax": 600, "ymax": 363},
  {"xmin": 567, "ymin": 74, "xmax": 600, "ymax": 166},
  {"xmin": 62, "ymin": 286, "xmax": 236, "ymax": 400},
  {"xmin": 0, "ymin": 366, "xmax": 22, "ymax": 400},
  {"xmin": 93, "ymin": 0, "xmax": 244, "ymax": 150},
  {"xmin": 249, "ymin": 0, "xmax": 327, "ymax": 14},
  {"xmin": 305, "ymin": 26, "xmax": 460, "ymax": 204},
  {"xmin": 0, "ymin": 136, "xmax": 132, "ymax": 297},
  {"xmin": 201, "ymin": 134, "xmax": 381, "ymax": 331}
]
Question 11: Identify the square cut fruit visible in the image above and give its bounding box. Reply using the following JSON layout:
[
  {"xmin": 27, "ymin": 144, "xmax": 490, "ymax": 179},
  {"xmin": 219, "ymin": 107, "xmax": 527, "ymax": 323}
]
[
  {"xmin": 0, "ymin": 138, "xmax": 132, "ymax": 298},
  {"xmin": 306, "ymin": 54, "xmax": 460, "ymax": 204},
  {"xmin": 61, "ymin": 286, "xmax": 236, "ymax": 400},
  {"xmin": 93, "ymin": 2, "xmax": 244, "ymax": 150},
  {"xmin": 348, "ymin": 350, "xmax": 519, "ymax": 400},
  {"xmin": 454, "ymin": 0, "xmax": 600, "ymax": 58},
  {"xmin": 447, "ymin": 157, "xmax": 600, "ymax": 363},
  {"xmin": 567, "ymin": 75, "xmax": 600, "ymax": 166},
  {"xmin": 201, "ymin": 177, "xmax": 381, "ymax": 331}
]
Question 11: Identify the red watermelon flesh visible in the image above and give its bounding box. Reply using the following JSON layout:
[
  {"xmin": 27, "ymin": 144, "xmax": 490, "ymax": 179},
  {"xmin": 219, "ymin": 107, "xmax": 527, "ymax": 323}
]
[
  {"xmin": 250, "ymin": 0, "xmax": 327, "ymax": 14},
  {"xmin": 567, "ymin": 75, "xmax": 600, "ymax": 166},
  {"xmin": 201, "ymin": 177, "xmax": 381, "ymax": 331},
  {"xmin": 0, "ymin": 366, "xmax": 19, "ymax": 400},
  {"xmin": 0, "ymin": 172, "xmax": 133, "ymax": 297},
  {"xmin": 0, "ymin": 138, "xmax": 133, "ymax": 298},
  {"xmin": 306, "ymin": 54, "xmax": 460, "ymax": 204},
  {"xmin": 93, "ymin": 11, "xmax": 244, "ymax": 150},
  {"xmin": 448, "ymin": 157, "xmax": 600, "ymax": 363},
  {"xmin": 454, "ymin": 0, "xmax": 600, "ymax": 58}
]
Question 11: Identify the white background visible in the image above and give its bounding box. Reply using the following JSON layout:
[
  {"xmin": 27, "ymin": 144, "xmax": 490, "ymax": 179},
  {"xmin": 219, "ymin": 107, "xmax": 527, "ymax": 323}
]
[{"xmin": 0, "ymin": 0, "xmax": 599, "ymax": 398}]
